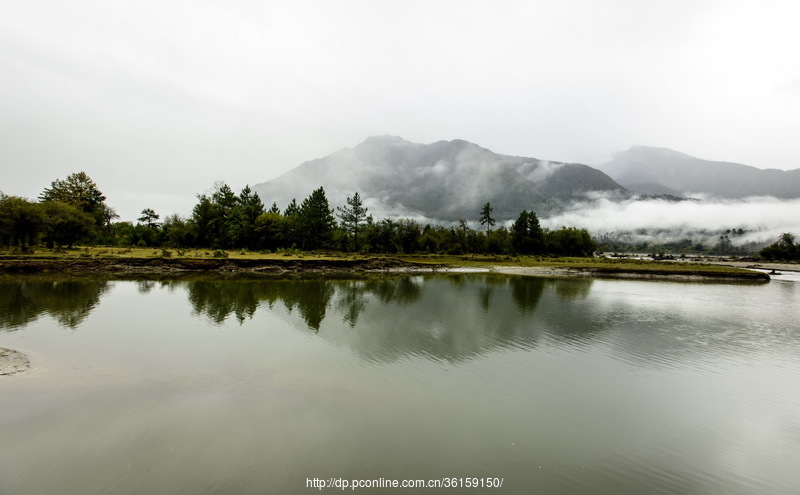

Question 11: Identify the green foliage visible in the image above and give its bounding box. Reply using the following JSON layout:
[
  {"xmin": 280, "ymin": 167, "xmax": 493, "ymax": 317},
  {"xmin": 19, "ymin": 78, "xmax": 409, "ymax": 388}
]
[
  {"xmin": 760, "ymin": 233, "xmax": 798, "ymax": 261},
  {"xmin": 284, "ymin": 199, "xmax": 300, "ymax": 217},
  {"xmin": 487, "ymin": 226, "xmax": 511, "ymax": 254},
  {"xmin": 40, "ymin": 201, "xmax": 96, "ymax": 248},
  {"xmin": 0, "ymin": 194, "xmax": 45, "ymax": 250},
  {"xmin": 545, "ymin": 227, "xmax": 597, "ymax": 257},
  {"xmin": 138, "ymin": 208, "xmax": 160, "ymax": 228},
  {"xmin": 298, "ymin": 187, "xmax": 335, "ymax": 249},
  {"xmin": 162, "ymin": 214, "xmax": 192, "ymax": 248},
  {"xmin": 4, "ymin": 176, "xmax": 601, "ymax": 259},
  {"xmin": 189, "ymin": 182, "xmax": 265, "ymax": 250},
  {"xmin": 511, "ymin": 210, "xmax": 544, "ymax": 254},
  {"xmin": 337, "ymin": 191, "xmax": 370, "ymax": 251},
  {"xmin": 39, "ymin": 172, "xmax": 109, "ymax": 229},
  {"xmin": 480, "ymin": 202, "xmax": 495, "ymax": 233},
  {"xmin": 231, "ymin": 185, "xmax": 265, "ymax": 249},
  {"xmin": 254, "ymin": 212, "xmax": 285, "ymax": 250}
]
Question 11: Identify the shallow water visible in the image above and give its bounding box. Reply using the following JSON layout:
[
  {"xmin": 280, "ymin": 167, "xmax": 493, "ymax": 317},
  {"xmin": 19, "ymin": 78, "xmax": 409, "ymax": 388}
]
[{"xmin": 1, "ymin": 274, "xmax": 799, "ymax": 494}]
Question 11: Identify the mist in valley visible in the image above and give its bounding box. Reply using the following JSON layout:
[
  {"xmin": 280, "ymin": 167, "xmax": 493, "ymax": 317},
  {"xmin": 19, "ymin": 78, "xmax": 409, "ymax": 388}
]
[{"xmin": 542, "ymin": 193, "xmax": 800, "ymax": 252}]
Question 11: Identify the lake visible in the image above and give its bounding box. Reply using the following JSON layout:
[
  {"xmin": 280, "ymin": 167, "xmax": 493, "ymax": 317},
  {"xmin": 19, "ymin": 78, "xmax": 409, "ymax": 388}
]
[{"xmin": 1, "ymin": 272, "xmax": 799, "ymax": 494}]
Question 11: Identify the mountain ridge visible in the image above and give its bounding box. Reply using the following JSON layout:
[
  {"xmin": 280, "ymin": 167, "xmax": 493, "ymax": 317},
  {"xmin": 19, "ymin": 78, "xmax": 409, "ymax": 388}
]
[
  {"xmin": 598, "ymin": 145, "xmax": 800, "ymax": 198},
  {"xmin": 253, "ymin": 136, "xmax": 625, "ymax": 222}
]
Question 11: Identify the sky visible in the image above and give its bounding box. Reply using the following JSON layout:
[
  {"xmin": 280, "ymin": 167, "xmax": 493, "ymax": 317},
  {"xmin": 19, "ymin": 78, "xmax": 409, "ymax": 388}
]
[{"xmin": 2, "ymin": 0, "xmax": 800, "ymax": 222}]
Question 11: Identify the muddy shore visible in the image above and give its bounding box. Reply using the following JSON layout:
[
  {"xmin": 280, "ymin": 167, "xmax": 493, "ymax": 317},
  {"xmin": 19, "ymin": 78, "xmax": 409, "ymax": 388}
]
[
  {"xmin": 0, "ymin": 256, "xmax": 773, "ymax": 281},
  {"xmin": 493, "ymin": 265, "xmax": 771, "ymax": 281},
  {"xmin": 0, "ymin": 256, "xmax": 436, "ymax": 275}
]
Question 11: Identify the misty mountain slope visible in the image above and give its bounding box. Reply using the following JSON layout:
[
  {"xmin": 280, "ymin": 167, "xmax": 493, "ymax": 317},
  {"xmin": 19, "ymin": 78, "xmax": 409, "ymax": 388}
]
[
  {"xmin": 599, "ymin": 146, "xmax": 800, "ymax": 198},
  {"xmin": 253, "ymin": 136, "xmax": 626, "ymax": 222}
]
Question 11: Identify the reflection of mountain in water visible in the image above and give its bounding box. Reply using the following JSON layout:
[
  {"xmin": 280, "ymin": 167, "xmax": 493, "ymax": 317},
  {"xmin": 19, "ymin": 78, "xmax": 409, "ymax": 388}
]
[{"xmin": 0, "ymin": 279, "xmax": 110, "ymax": 330}]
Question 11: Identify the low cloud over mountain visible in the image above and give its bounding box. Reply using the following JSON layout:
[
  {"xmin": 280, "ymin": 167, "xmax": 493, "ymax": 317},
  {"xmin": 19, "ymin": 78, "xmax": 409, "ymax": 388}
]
[
  {"xmin": 597, "ymin": 146, "xmax": 800, "ymax": 199},
  {"xmin": 253, "ymin": 136, "xmax": 625, "ymax": 222}
]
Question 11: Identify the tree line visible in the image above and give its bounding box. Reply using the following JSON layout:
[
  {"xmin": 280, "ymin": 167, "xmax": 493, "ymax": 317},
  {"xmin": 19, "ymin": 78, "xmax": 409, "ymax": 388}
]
[
  {"xmin": 1, "ymin": 171, "xmax": 598, "ymax": 256},
  {"xmin": 760, "ymin": 233, "xmax": 799, "ymax": 261}
]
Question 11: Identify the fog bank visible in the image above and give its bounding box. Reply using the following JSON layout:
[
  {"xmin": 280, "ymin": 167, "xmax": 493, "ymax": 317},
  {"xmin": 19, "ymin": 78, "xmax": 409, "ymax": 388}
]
[{"xmin": 542, "ymin": 194, "xmax": 800, "ymax": 246}]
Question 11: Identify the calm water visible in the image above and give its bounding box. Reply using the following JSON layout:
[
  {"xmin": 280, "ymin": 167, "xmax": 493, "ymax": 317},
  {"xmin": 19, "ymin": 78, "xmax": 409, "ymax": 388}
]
[{"xmin": 1, "ymin": 272, "xmax": 799, "ymax": 494}]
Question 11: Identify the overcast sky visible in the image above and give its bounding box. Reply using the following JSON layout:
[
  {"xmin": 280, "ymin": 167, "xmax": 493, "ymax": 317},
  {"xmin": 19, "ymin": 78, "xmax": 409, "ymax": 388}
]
[{"xmin": 2, "ymin": 0, "xmax": 799, "ymax": 221}]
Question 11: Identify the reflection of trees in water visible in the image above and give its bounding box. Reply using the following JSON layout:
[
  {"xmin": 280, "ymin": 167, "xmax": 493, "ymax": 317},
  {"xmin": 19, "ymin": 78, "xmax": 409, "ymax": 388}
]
[
  {"xmin": 136, "ymin": 280, "xmax": 157, "ymax": 295},
  {"xmin": 186, "ymin": 278, "xmax": 338, "ymax": 331},
  {"xmin": 187, "ymin": 279, "xmax": 262, "ymax": 324},
  {"xmin": 507, "ymin": 275, "xmax": 605, "ymax": 344},
  {"xmin": 335, "ymin": 277, "xmax": 422, "ymax": 327},
  {"xmin": 509, "ymin": 275, "xmax": 547, "ymax": 313},
  {"xmin": 336, "ymin": 281, "xmax": 367, "ymax": 327},
  {"xmin": 552, "ymin": 278, "xmax": 592, "ymax": 300},
  {"xmin": 0, "ymin": 278, "xmax": 110, "ymax": 330},
  {"xmin": 182, "ymin": 274, "xmax": 606, "ymax": 363},
  {"xmin": 184, "ymin": 276, "xmax": 422, "ymax": 331},
  {"xmin": 316, "ymin": 274, "xmax": 604, "ymax": 364}
]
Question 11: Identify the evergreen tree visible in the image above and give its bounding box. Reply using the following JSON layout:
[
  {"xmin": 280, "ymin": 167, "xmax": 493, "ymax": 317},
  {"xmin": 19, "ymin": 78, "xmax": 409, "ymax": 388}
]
[
  {"xmin": 480, "ymin": 202, "xmax": 495, "ymax": 234},
  {"xmin": 281, "ymin": 199, "xmax": 301, "ymax": 247},
  {"xmin": 511, "ymin": 210, "xmax": 544, "ymax": 254},
  {"xmin": 299, "ymin": 187, "xmax": 335, "ymax": 249},
  {"xmin": 337, "ymin": 192, "xmax": 370, "ymax": 251},
  {"xmin": 231, "ymin": 185, "xmax": 265, "ymax": 249},
  {"xmin": 284, "ymin": 199, "xmax": 299, "ymax": 217},
  {"xmin": 138, "ymin": 208, "xmax": 160, "ymax": 229}
]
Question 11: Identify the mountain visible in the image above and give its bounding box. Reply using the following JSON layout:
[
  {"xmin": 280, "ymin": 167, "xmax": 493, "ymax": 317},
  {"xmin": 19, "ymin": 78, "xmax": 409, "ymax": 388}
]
[
  {"xmin": 598, "ymin": 146, "xmax": 800, "ymax": 199},
  {"xmin": 252, "ymin": 136, "xmax": 626, "ymax": 222}
]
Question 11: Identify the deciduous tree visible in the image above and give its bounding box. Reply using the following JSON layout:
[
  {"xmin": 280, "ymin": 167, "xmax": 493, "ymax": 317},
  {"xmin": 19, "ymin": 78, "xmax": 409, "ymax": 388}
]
[{"xmin": 40, "ymin": 172, "xmax": 109, "ymax": 228}]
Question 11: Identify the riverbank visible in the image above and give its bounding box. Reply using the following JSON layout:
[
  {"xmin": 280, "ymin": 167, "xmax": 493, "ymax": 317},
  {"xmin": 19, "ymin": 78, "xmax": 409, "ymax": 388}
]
[
  {"xmin": 0, "ymin": 255, "xmax": 432, "ymax": 274},
  {"xmin": 0, "ymin": 250, "xmax": 772, "ymax": 281}
]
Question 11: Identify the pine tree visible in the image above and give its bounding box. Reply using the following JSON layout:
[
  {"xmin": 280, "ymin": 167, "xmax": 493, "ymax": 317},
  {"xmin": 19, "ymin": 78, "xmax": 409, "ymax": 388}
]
[
  {"xmin": 337, "ymin": 192, "xmax": 370, "ymax": 251},
  {"xmin": 299, "ymin": 187, "xmax": 335, "ymax": 249},
  {"xmin": 138, "ymin": 208, "xmax": 160, "ymax": 229},
  {"xmin": 511, "ymin": 210, "xmax": 544, "ymax": 254},
  {"xmin": 480, "ymin": 202, "xmax": 495, "ymax": 234}
]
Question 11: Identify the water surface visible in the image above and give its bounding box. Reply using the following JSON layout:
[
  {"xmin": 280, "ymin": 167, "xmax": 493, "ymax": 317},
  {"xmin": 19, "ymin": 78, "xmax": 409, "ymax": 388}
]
[{"xmin": 1, "ymin": 273, "xmax": 799, "ymax": 494}]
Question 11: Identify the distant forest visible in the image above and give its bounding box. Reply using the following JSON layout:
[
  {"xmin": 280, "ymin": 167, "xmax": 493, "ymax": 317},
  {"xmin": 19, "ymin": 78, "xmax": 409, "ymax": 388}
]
[{"xmin": 1, "ymin": 172, "xmax": 797, "ymax": 261}]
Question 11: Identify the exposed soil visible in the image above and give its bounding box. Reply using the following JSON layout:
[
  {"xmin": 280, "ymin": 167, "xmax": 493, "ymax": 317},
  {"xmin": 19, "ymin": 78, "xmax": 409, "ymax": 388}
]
[
  {"xmin": 0, "ymin": 255, "xmax": 774, "ymax": 281},
  {"xmin": 0, "ymin": 256, "xmax": 443, "ymax": 275},
  {"xmin": 493, "ymin": 265, "xmax": 770, "ymax": 281}
]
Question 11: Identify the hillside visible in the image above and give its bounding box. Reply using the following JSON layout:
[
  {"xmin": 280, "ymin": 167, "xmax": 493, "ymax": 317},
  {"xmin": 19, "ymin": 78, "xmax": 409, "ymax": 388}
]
[
  {"xmin": 598, "ymin": 146, "xmax": 800, "ymax": 198},
  {"xmin": 253, "ymin": 136, "xmax": 625, "ymax": 222}
]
